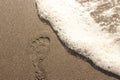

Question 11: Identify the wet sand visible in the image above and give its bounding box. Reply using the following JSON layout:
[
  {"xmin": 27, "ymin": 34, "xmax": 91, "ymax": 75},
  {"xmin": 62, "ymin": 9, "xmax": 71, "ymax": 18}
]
[{"xmin": 0, "ymin": 0, "xmax": 119, "ymax": 80}]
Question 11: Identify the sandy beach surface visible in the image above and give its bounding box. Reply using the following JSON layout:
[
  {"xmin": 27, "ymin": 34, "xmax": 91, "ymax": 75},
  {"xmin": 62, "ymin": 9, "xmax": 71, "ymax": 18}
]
[{"xmin": 0, "ymin": 0, "xmax": 119, "ymax": 80}]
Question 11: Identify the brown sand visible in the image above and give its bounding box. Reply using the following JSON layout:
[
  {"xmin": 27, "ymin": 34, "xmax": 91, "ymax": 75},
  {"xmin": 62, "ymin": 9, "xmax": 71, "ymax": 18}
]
[{"xmin": 0, "ymin": 0, "xmax": 119, "ymax": 80}]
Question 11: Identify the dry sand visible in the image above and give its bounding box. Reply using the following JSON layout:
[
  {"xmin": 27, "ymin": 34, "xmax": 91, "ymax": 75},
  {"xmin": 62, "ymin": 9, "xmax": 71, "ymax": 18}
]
[{"xmin": 0, "ymin": 0, "xmax": 119, "ymax": 80}]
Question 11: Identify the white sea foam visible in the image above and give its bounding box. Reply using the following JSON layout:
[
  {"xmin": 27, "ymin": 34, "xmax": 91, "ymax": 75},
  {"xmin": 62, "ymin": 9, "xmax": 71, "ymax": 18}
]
[{"xmin": 36, "ymin": 0, "xmax": 120, "ymax": 76}]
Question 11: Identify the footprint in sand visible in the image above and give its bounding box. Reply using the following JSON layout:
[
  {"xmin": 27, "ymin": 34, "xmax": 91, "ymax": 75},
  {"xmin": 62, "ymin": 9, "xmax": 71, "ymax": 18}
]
[
  {"xmin": 30, "ymin": 36, "xmax": 50, "ymax": 64},
  {"xmin": 29, "ymin": 35, "xmax": 50, "ymax": 80}
]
